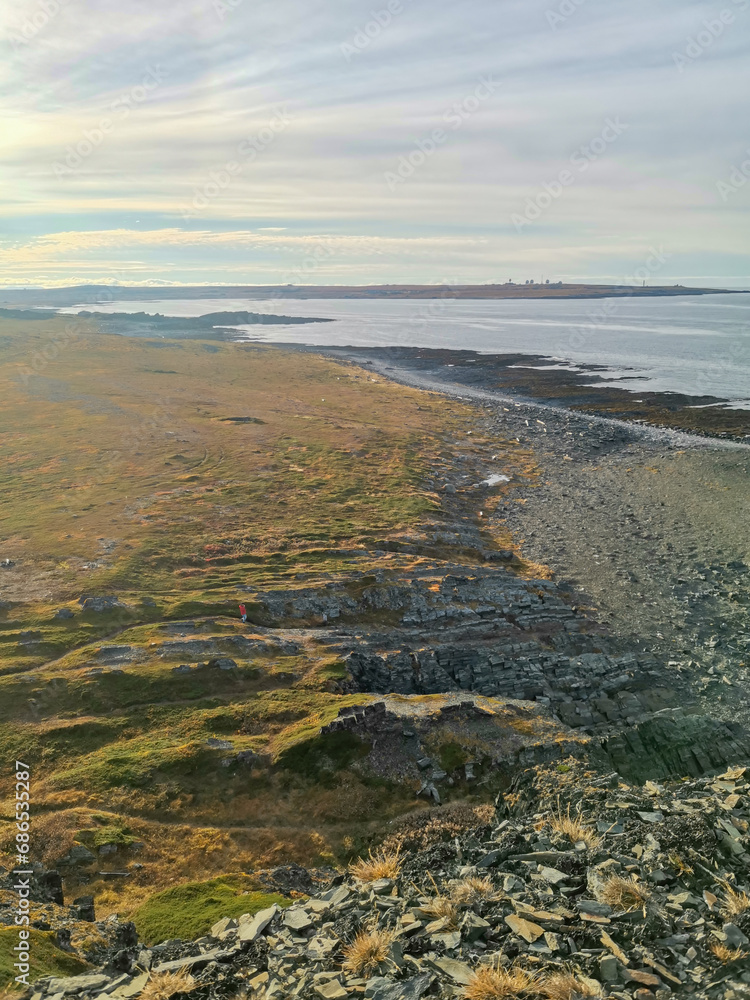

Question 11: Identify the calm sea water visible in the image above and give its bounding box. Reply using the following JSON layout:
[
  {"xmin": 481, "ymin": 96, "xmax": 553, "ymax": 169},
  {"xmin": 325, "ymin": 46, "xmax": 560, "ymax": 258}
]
[{"xmin": 59, "ymin": 293, "xmax": 750, "ymax": 404}]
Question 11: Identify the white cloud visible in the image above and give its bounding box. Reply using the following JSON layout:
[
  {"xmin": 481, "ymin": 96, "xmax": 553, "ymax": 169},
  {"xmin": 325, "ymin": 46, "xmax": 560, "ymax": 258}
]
[{"xmin": 1, "ymin": 0, "xmax": 749, "ymax": 284}]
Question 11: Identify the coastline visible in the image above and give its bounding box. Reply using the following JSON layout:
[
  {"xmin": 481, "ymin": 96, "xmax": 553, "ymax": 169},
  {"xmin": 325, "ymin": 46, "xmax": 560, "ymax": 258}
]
[
  {"xmin": 309, "ymin": 344, "xmax": 750, "ymax": 728},
  {"xmin": 1, "ymin": 283, "xmax": 747, "ymax": 308},
  {"xmin": 3, "ymin": 322, "xmax": 750, "ymax": 994},
  {"xmin": 279, "ymin": 344, "xmax": 750, "ymax": 442}
]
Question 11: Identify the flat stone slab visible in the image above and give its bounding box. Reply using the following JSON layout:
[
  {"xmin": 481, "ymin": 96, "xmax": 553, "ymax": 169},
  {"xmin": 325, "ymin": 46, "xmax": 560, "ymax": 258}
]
[
  {"xmin": 239, "ymin": 904, "xmax": 278, "ymax": 942},
  {"xmin": 505, "ymin": 914, "xmax": 545, "ymax": 943},
  {"xmin": 283, "ymin": 906, "xmax": 314, "ymax": 932},
  {"xmin": 152, "ymin": 947, "xmax": 238, "ymax": 973},
  {"xmin": 425, "ymin": 957, "xmax": 473, "ymax": 984},
  {"xmin": 46, "ymin": 976, "xmax": 110, "ymax": 996}
]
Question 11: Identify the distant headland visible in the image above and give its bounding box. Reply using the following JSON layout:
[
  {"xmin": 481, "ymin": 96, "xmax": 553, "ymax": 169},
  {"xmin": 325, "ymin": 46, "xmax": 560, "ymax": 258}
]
[{"xmin": 1, "ymin": 281, "xmax": 746, "ymax": 308}]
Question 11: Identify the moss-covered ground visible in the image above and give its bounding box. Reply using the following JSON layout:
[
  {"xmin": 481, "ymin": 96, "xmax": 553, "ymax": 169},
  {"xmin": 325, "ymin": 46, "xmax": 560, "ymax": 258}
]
[
  {"xmin": 0, "ymin": 317, "xmax": 548, "ymax": 930},
  {"xmin": 0, "ymin": 928, "xmax": 88, "ymax": 989},
  {"xmin": 130, "ymin": 875, "xmax": 292, "ymax": 944}
]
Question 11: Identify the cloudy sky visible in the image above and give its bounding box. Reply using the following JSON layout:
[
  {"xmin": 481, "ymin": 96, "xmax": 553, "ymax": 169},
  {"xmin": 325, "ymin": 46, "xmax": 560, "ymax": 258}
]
[{"xmin": 1, "ymin": 0, "xmax": 749, "ymax": 286}]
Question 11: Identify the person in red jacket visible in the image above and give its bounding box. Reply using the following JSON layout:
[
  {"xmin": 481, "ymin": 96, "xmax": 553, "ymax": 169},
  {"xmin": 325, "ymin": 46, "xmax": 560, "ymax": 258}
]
[{"xmin": 238, "ymin": 603, "xmax": 247, "ymax": 623}]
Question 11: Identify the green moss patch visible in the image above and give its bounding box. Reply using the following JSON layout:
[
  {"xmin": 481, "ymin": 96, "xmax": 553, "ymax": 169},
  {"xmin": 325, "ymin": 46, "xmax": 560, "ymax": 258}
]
[
  {"xmin": 438, "ymin": 741, "xmax": 469, "ymax": 772},
  {"xmin": 131, "ymin": 875, "xmax": 291, "ymax": 944},
  {"xmin": 276, "ymin": 729, "xmax": 370, "ymax": 785},
  {"xmin": 0, "ymin": 928, "xmax": 89, "ymax": 990},
  {"xmin": 75, "ymin": 823, "xmax": 137, "ymax": 849}
]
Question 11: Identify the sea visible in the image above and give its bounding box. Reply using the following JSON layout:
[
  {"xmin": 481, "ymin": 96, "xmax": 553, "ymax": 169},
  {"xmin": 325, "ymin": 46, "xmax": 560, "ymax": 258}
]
[{"xmin": 57, "ymin": 292, "xmax": 750, "ymax": 406}]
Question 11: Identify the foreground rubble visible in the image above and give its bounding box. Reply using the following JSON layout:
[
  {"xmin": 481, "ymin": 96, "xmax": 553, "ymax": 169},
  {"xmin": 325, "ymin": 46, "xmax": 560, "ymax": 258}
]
[{"xmin": 18, "ymin": 759, "xmax": 750, "ymax": 1000}]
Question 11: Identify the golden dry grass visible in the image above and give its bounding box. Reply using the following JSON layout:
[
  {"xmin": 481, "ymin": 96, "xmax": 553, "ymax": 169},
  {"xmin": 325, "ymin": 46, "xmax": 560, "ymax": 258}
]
[
  {"xmin": 0, "ymin": 319, "xmax": 540, "ymax": 923},
  {"xmin": 549, "ymin": 802, "xmax": 602, "ymax": 851},
  {"xmin": 540, "ymin": 971, "xmax": 602, "ymax": 1000},
  {"xmin": 348, "ymin": 847, "xmax": 402, "ymax": 882},
  {"xmin": 450, "ymin": 875, "xmax": 499, "ymax": 905},
  {"xmin": 381, "ymin": 802, "xmax": 495, "ymax": 855},
  {"xmin": 719, "ymin": 882, "xmax": 750, "ymax": 918},
  {"xmin": 708, "ymin": 940, "xmax": 748, "ymax": 963},
  {"xmin": 31, "ymin": 810, "xmax": 80, "ymax": 867},
  {"xmin": 422, "ymin": 895, "xmax": 459, "ymax": 928},
  {"xmin": 595, "ymin": 874, "xmax": 651, "ymax": 912},
  {"xmin": 139, "ymin": 970, "xmax": 197, "ymax": 1000},
  {"xmin": 667, "ymin": 852, "xmax": 694, "ymax": 876},
  {"xmin": 341, "ymin": 925, "xmax": 397, "ymax": 976},
  {"xmin": 462, "ymin": 964, "xmax": 539, "ymax": 999}
]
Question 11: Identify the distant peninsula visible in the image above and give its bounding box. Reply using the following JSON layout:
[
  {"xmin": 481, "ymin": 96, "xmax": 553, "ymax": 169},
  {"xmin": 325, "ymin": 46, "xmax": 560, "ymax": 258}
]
[
  {"xmin": 0, "ymin": 307, "xmax": 333, "ymax": 339},
  {"xmin": 1, "ymin": 281, "xmax": 746, "ymax": 309}
]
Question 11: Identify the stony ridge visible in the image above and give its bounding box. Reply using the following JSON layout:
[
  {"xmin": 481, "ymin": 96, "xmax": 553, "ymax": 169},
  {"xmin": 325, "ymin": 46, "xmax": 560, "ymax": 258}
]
[{"xmin": 16, "ymin": 758, "xmax": 750, "ymax": 1000}]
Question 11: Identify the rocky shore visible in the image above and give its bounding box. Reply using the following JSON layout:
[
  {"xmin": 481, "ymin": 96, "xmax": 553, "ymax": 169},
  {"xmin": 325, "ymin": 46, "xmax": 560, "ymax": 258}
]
[
  {"xmin": 318, "ymin": 346, "xmax": 750, "ymax": 441},
  {"xmin": 311, "ymin": 347, "xmax": 750, "ymax": 727}
]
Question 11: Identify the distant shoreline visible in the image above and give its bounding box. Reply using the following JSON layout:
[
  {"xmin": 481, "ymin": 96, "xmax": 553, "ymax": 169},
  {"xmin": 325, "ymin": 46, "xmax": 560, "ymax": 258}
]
[
  {"xmin": 1, "ymin": 282, "xmax": 747, "ymax": 308},
  {"xmin": 283, "ymin": 343, "xmax": 750, "ymax": 443}
]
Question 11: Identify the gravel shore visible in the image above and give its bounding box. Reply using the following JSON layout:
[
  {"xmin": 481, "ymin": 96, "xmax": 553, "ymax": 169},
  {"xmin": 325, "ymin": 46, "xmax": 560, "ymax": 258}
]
[{"xmin": 332, "ymin": 350, "xmax": 750, "ymax": 728}]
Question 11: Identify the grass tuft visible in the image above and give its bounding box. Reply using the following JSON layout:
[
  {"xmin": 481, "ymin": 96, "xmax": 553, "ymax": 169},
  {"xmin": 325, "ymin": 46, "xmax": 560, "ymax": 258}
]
[
  {"xmin": 348, "ymin": 847, "xmax": 402, "ymax": 882},
  {"xmin": 450, "ymin": 875, "xmax": 499, "ymax": 905},
  {"xmin": 463, "ymin": 964, "xmax": 539, "ymax": 999},
  {"xmin": 549, "ymin": 802, "xmax": 602, "ymax": 851},
  {"xmin": 140, "ymin": 970, "xmax": 198, "ymax": 1000},
  {"xmin": 667, "ymin": 852, "xmax": 694, "ymax": 876},
  {"xmin": 595, "ymin": 873, "xmax": 651, "ymax": 912},
  {"xmin": 709, "ymin": 940, "xmax": 748, "ymax": 963},
  {"xmin": 422, "ymin": 895, "xmax": 459, "ymax": 928},
  {"xmin": 341, "ymin": 925, "xmax": 397, "ymax": 977},
  {"xmin": 541, "ymin": 970, "xmax": 602, "ymax": 1000},
  {"xmin": 719, "ymin": 881, "xmax": 750, "ymax": 918}
]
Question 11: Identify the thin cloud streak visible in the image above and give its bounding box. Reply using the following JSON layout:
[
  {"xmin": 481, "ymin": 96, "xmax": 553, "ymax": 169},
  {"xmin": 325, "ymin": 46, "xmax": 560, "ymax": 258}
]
[{"xmin": 1, "ymin": 0, "xmax": 748, "ymax": 284}]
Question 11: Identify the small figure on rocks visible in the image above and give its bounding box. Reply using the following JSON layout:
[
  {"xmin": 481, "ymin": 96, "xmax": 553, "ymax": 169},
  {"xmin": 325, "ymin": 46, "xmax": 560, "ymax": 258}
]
[{"xmin": 239, "ymin": 603, "xmax": 247, "ymax": 623}]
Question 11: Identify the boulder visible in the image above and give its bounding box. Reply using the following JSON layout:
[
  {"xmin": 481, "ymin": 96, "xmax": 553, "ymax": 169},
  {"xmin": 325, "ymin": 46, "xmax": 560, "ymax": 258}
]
[
  {"xmin": 56, "ymin": 845, "xmax": 96, "ymax": 868},
  {"xmin": 78, "ymin": 596, "xmax": 121, "ymax": 612}
]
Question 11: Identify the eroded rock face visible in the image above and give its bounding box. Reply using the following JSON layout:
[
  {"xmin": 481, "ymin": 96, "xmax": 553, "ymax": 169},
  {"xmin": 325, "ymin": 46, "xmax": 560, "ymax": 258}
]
[
  {"xmin": 345, "ymin": 647, "xmax": 674, "ymax": 724},
  {"xmin": 256, "ymin": 562, "xmax": 693, "ymax": 742},
  {"xmin": 601, "ymin": 711, "xmax": 750, "ymax": 783},
  {"xmin": 0, "ymin": 867, "xmax": 64, "ymax": 907}
]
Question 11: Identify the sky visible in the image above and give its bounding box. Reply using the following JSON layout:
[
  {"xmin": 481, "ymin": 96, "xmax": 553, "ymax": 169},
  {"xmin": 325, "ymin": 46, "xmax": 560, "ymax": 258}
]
[{"xmin": 1, "ymin": 0, "xmax": 749, "ymax": 287}]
